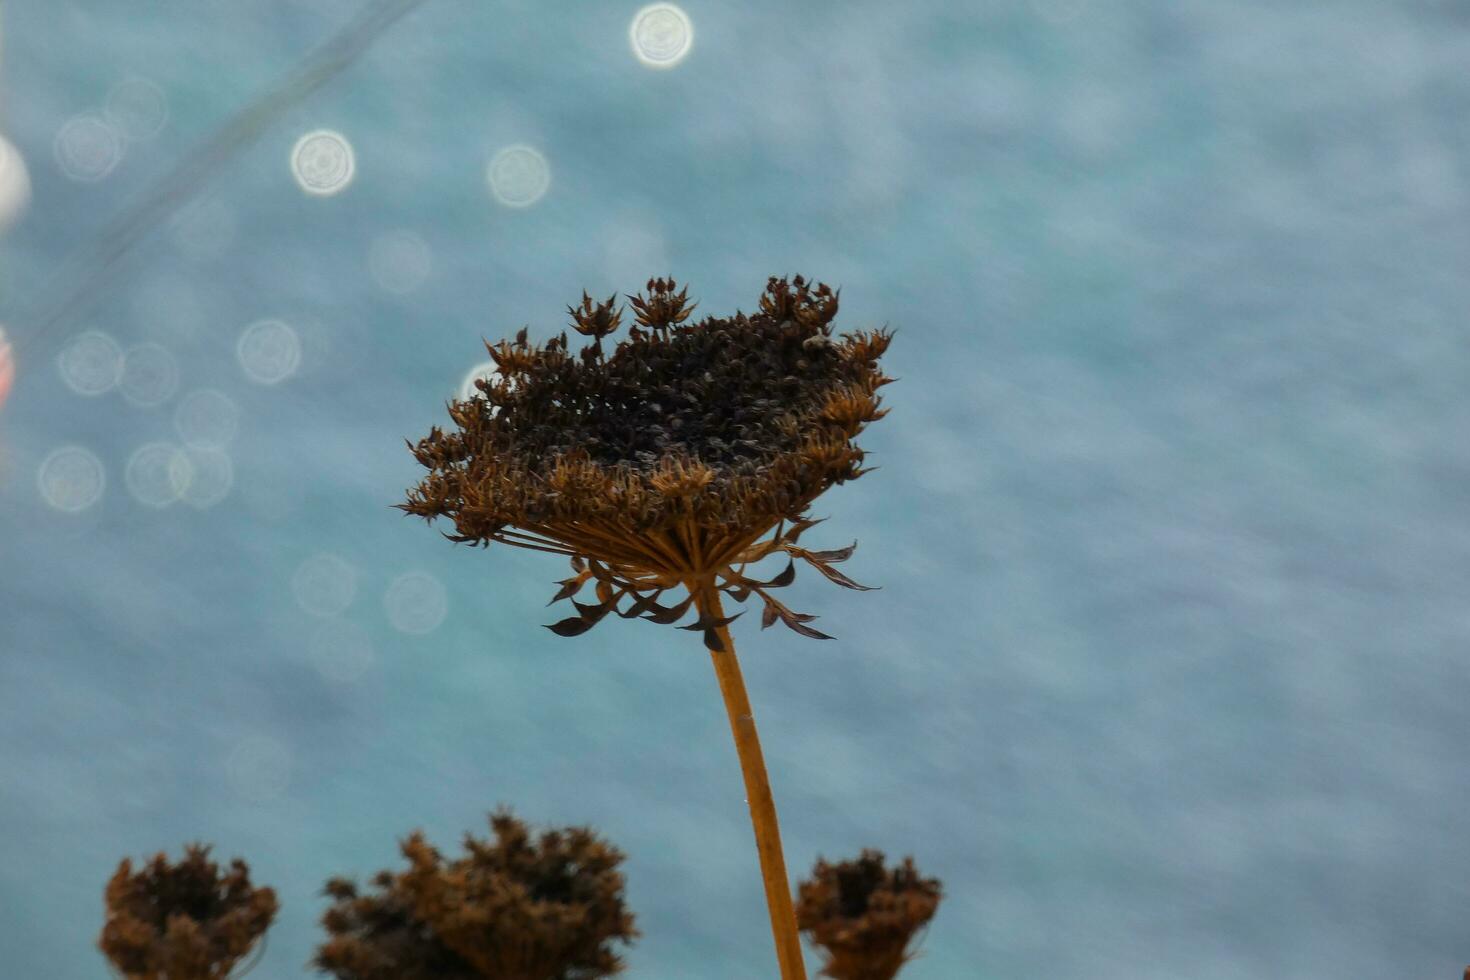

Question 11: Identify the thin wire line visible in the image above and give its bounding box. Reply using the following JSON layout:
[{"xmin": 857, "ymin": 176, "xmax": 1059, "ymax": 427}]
[{"xmin": 10, "ymin": 0, "xmax": 433, "ymax": 358}]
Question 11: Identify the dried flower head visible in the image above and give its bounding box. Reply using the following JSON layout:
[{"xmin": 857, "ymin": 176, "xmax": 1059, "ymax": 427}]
[
  {"xmin": 795, "ymin": 850, "xmax": 943, "ymax": 980},
  {"xmin": 98, "ymin": 843, "xmax": 278, "ymax": 980},
  {"xmin": 314, "ymin": 807, "xmax": 638, "ymax": 980},
  {"xmin": 398, "ymin": 275, "xmax": 896, "ymax": 651}
]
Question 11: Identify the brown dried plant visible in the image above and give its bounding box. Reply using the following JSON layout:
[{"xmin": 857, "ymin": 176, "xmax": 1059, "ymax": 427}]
[
  {"xmin": 398, "ymin": 275, "xmax": 896, "ymax": 980},
  {"xmin": 313, "ymin": 807, "xmax": 637, "ymax": 980},
  {"xmin": 795, "ymin": 850, "xmax": 943, "ymax": 980},
  {"xmin": 98, "ymin": 843, "xmax": 278, "ymax": 980}
]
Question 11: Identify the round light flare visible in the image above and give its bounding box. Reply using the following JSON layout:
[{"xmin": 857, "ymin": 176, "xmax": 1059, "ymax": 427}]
[
  {"xmin": 104, "ymin": 76, "xmax": 169, "ymax": 142},
  {"xmin": 292, "ymin": 552, "xmax": 359, "ymax": 618},
  {"xmin": 0, "ymin": 136, "xmax": 31, "ymax": 232},
  {"xmin": 291, "ymin": 129, "xmax": 355, "ymax": 197},
  {"xmin": 57, "ymin": 329, "xmax": 125, "ymax": 396},
  {"xmin": 457, "ymin": 360, "xmax": 502, "ymax": 403},
  {"xmin": 118, "ymin": 343, "xmax": 180, "ymax": 408},
  {"xmin": 630, "ymin": 3, "xmax": 694, "ymax": 69},
  {"xmin": 486, "ymin": 144, "xmax": 551, "ymax": 208},
  {"xmin": 54, "ymin": 113, "xmax": 123, "ymax": 183},
  {"xmin": 176, "ymin": 447, "xmax": 233, "ymax": 510},
  {"xmin": 383, "ymin": 570, "xmax": 449, "ymax": 635},
  {"xmin": 237, "ymin": 318, "xmax": 301, "ymax": 385},
  {"xmin": 0, "ymin": 326, "xmax": 14, "ymax": 409},
  {"xmin": 124, "ymin": 442, "xmax": 191, "ymax": 509},
  {"xmin": 174, "ymin": 388, "xmax": 240, "ymax": 450},
  {"xmin": 37, "ymin": 446, "xmax": 106, "ymax": 513}
]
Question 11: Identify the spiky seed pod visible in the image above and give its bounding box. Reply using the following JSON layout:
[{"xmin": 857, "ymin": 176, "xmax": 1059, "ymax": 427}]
[
  {"xmin": 626, "ymin": 277, "xmax": 696, "ymax": 334},
  {"xmin": 398, "ymin": 276, "xmax": 895, "ymax": 649},
  {"xmin": 98, "ymin": 843, "xmax": 277, "ymax": 980},
  {"xmin": 568, "ymin": 291, "xmax": 624, "ymax": 359},
  {"xmin": 795, "ymin": 850, "xmax": 943, "ymax": 980},
  {"xmin": 313, "ymin": 808, "xmax": 638, "ymax": 980}
]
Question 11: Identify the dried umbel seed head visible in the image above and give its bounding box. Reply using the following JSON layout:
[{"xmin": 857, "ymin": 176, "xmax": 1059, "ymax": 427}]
[
  {"xmin": 314, "ymin": 808, "xmax": 638, "ymax": 980},
  {"xmin": 795, "ymin": 850, "xmax": 943, "ymax": 980},
  {"xmin": 98, "ymin": 843, "xmax": 278, "ymax": 980},
  {"xmin": 399, "ymin": 276, "xmax": 896, "ymax": 650}
]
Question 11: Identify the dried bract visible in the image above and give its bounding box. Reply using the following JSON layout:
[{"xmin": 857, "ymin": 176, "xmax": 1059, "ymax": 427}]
[{"xmin": 98, "ymin": 843, "xmax": 277, "ymax": 980}]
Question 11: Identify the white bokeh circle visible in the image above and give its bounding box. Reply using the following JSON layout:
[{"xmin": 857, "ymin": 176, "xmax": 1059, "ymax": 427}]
[
  {"xmin": 38, "ymin": 446, "xmax": 106, "ymax": 512},
  {"xmin": 118, "ymin": 343, "xmax": 180, "ymax": 408},
  {"xmin": 486, "ymin": 144, "xmax": 551, "ymax": 208},
  {"xmin": 630, "ymin": 3, "xmax": 694, "ymax": 68},
  {"xmin": 383, "ymin": 570, "xmax": 449, "ymax": 635},
  {"xmin": 54, "ymin": 114, "xmax": 123, "ymax": 182},
  {"xmin": 0, "ymin": 135, "xmax": 31, "ymax": 231},
  {"xmin": 292, "ymin": 553, "xmax": 359, "ymax": 618},
  {"xmin": 174, "ymin": 388, "xmax": 240, "ymax": 450},
  {"xmin": 57, "ymin": 330, "xmax": 124, "ymax": 396},
  {"xmin": 237, "ymin": 318, "xmax": 301, "ymax": 384},
  {"xmin": 291, "ymin": 129, "xmax": 355, "ymax": 196},
  {"xmin": 124, "ymin": 442, "xmax": 190, "ymax": 508}
]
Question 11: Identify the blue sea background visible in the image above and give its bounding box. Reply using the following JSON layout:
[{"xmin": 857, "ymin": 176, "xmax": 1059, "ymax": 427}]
[{"xmin": 3, "ymin": 1, "xmax": 1470, "ymax": 977}]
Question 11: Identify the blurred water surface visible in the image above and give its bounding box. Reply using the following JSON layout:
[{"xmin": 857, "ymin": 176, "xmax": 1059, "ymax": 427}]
[{"xmin": 2, "ymin": 1, "xmax": 1470, "ymax": 977}]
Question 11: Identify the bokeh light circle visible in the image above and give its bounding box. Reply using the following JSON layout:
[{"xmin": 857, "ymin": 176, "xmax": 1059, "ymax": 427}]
[
  {"xmin": 307, "ymin": 620, "xmax": 375, "ymax": 685},
  {"xmin": 57, "ymin": 329, "xmax": 124, "ymax": 396},
  {"xmin": 176, "ymin": 448, "xmax": 233, "ymax": 509},
  {"xmin": 53, "ymin": 114, "xmax": 123, "ymax": 182},
  {"xmin": 368, "ymin": 230, "xmax": 433, "ymax": 295},
  {"xmin": 174, "ymin": 388, "xmax": 240, "ymax": 450},
  {"xmin": 458, "ymin": 360, "xmax": 502, "ymax": 403},
  {"xmin": 237, "ymin": 318, "xmax": 301, "ymax": 384},
  {"xmin": 104, "ymin": 76, "xmax": 169, "ymax": 142},
  {"xmin": 118, "ymin": 343, "xmax": 180, "ymax": 408},
  {"xmin": 384, "ymin": 570, "xmax": 449, "ymax": 634},
  {"xmin": 630, "ymin": 3, "xmax": 694, "ymax": 68},
  {"xmin": 125, "ymin": 442, "xmax": 190, "ymax": 508},
  {"xmin": 291, "ymin": 129, "xmax": 355, "ymax": 196},
  {"xmin": 486, "ymin": 144, "xmax": 551, "ymax": 208},
  {"xmin": 37, "ymin": 446, "xmax": 106, "ymax": 512},
  {"xmin": 0, "ymin": 135, "xmax": 31, "ymax": 231},
  {"xmin": 292, "ymin": 553, "xmax": 359, "ymax": 618}
]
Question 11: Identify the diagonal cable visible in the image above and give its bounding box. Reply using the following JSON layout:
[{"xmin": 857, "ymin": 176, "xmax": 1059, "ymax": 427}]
[{"xmin": 10, "ymin": 0, "xmax": 433, "ymax": 357}]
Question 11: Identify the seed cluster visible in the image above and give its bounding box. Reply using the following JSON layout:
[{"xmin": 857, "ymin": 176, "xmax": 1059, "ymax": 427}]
[
  {"xmin": 401, "ymin": 276, "xmax": 893, "ymax": 539},
  {"xmin": 97, "ymin": 843, "xmax": 278, "ymax": 980},
  {"xmin": 314, "ymin": 807, "xmax": 638, "ymax": 980},
  {"xmin": 795, "ymin": 850, "xmax": 943, "ymax": 980}
]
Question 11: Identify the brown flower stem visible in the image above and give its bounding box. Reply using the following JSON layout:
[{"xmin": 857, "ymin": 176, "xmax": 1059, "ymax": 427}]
[{"xmin": 695, "ymin": 583, "xmax": 808, "ymax": 980}]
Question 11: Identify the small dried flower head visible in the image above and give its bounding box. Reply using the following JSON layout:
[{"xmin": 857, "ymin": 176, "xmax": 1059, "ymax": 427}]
[
  {"xmin": 567, "ymin": 291, "xmax": 623, "ymax": 355},
  {"xmin": 399, "ymin": 275, "xmax": 896, "ymax": 649},
  {"xmin": 313, "ymin": 807, "xmax": 638, "ymax": 980},
  {"xmin": 795, "ymin": 850, "xmax": 943, "ymax": 980},
  {"xmin": 626, "ymin": 276, "xmax": 696, "ymax": 333},
  {"xmin": 98, "ymin": 843, "xmax": 278, "ymax": 980}
]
